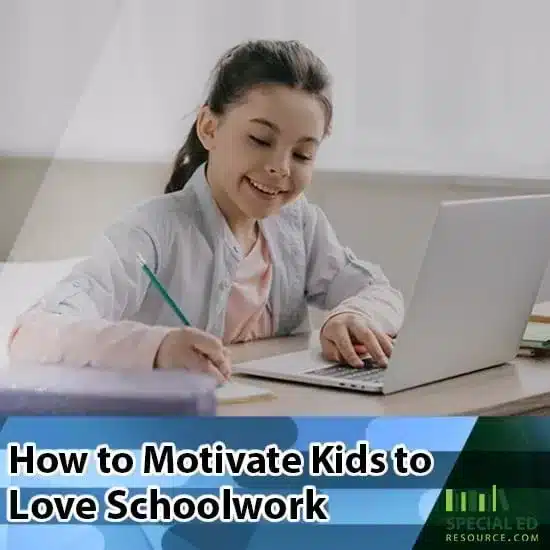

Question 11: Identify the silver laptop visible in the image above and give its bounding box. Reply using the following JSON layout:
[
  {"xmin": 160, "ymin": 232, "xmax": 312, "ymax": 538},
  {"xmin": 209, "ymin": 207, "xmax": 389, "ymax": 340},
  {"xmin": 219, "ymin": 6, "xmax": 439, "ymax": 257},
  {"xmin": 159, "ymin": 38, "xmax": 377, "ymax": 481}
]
[{"xmin": 235, "ymin": 194, "xmax": 550, "ymax": 395}]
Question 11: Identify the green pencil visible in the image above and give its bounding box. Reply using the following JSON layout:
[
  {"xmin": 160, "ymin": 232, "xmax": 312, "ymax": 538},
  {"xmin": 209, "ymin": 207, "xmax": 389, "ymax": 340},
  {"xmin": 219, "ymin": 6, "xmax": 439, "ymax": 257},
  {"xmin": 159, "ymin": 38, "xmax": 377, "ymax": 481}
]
[
  {"xmin": 137, "ymin": 253, "xmax": 191, "ymax": 326},
  {"xmin": 137, "ymin": 253, "xmax": 228, "ymax": 386}
]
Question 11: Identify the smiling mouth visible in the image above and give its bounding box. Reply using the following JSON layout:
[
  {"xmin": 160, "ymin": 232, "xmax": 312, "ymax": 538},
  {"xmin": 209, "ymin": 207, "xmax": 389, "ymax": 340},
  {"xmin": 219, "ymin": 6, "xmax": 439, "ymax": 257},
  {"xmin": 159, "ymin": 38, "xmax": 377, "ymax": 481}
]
[{"xmin": 245, "ymin": 176, "xmax": 287, "ymax": 197}]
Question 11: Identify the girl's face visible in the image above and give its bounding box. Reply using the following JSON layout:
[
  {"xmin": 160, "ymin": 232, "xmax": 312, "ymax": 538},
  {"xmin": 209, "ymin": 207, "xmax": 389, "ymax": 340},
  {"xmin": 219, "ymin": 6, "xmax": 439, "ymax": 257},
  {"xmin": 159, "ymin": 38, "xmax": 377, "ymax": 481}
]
[{"xmin": 196, "ymin": 84, "xmax": 327, "ymax": 222}]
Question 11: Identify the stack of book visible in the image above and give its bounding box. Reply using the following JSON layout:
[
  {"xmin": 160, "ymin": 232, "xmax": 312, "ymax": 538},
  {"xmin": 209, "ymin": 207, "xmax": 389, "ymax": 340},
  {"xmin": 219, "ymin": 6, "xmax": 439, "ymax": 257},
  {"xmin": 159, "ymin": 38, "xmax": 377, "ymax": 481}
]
[{"xmin": 521, "ymin": 303, "xmax": 550, "ymax": 353}]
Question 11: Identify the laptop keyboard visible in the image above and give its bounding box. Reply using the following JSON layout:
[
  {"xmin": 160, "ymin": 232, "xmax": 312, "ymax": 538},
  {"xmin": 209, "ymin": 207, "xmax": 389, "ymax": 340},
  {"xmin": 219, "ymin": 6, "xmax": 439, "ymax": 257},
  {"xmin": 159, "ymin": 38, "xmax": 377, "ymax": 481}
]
[{"xmin": 305, "ymin": 358, "xmax": 385, "ymax": 383}]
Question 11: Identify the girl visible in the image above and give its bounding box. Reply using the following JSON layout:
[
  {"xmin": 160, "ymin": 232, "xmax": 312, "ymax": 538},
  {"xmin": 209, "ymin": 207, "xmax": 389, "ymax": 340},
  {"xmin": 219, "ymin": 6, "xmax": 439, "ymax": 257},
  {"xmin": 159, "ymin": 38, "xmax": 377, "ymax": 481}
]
[{"xmin": 8, "ymin": 39, "xmax": 404, "ymax": 384}]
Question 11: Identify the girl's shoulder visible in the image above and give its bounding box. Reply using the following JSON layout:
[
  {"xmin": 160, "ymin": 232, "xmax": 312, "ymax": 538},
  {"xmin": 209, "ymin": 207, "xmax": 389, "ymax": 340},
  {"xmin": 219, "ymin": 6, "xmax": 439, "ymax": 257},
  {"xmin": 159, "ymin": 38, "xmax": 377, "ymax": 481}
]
[
  {"xmin": 108, "ymin": 190, "xmax": 199, "ymax": 234},
  {"xmin": 133, "ymin": 189, "xmax": 198, "ymax": 220}
]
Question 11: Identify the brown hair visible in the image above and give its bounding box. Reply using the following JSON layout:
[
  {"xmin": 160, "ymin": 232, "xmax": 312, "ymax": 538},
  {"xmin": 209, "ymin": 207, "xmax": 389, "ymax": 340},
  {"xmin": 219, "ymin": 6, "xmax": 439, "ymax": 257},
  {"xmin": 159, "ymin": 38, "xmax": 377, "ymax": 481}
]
[{"xmin": 165, "ymin": 39, "xmax": 333, "ymax": 193}]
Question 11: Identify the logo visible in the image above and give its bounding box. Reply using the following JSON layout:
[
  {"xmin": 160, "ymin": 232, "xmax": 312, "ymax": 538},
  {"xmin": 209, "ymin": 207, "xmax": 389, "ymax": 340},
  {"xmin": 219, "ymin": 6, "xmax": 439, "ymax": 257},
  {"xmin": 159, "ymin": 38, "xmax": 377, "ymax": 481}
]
[
  {"xmin": 444, "ymin": 484, "xmax": 509, "ymax": 513},
  {"xmin": 441, "ymin": 485, "xmax": 539, "ymax": 545}
]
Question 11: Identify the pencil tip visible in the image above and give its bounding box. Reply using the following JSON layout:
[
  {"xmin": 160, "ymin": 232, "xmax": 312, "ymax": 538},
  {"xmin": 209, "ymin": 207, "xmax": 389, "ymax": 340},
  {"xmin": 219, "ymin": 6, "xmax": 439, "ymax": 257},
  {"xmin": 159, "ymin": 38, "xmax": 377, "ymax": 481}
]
[{"xmin": 136, "ymin": 253, "xmax": 145, "ymax": 265}]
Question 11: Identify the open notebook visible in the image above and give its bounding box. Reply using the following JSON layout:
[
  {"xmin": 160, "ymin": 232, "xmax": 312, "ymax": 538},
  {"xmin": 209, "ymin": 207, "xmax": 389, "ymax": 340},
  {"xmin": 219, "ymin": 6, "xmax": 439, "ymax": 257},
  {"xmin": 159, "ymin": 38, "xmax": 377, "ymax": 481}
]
[{"xmin": 215, "ymin": 380, "xmax": 274, "ymax": 404}]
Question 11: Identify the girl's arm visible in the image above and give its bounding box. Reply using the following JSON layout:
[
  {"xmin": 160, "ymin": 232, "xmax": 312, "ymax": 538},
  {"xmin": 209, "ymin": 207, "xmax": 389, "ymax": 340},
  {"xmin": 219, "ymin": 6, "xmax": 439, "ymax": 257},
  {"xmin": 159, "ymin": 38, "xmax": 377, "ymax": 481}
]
[
  {"xmin": 8, "ymin": 308, "xmax": 172, "ymax": 370},
  {"xmin": 7, "ymin": 211, "xmax": 174, "ymax": 370},
  {"xmin": 304, "ymin": 202, "xmax": 405, "ymax": 336}
]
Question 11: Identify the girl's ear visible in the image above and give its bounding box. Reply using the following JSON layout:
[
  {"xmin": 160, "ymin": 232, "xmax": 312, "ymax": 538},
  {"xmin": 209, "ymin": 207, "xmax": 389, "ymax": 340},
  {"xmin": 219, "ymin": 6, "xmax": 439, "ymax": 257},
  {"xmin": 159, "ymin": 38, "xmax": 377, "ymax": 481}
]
[{"xmin": 196, "ymin": 104, "xmax": 219, "ymax": 151}]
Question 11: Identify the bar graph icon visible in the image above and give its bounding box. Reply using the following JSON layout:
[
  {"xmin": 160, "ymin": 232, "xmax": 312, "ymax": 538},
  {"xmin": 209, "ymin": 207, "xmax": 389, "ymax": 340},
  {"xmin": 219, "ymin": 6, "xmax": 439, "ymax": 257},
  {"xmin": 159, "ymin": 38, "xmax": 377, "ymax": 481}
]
[{"xmin": 444, "ymin": 485, "xmax": 509, "ymax": 513}]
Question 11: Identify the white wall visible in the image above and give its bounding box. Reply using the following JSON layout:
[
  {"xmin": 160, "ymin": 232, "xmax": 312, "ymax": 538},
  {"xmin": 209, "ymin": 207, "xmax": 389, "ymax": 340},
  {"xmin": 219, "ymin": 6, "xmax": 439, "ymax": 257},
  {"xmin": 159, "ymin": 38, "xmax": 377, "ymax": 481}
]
[{"xmin": 3, "ymin": 0, "xmax": 550, "ymax": 178}]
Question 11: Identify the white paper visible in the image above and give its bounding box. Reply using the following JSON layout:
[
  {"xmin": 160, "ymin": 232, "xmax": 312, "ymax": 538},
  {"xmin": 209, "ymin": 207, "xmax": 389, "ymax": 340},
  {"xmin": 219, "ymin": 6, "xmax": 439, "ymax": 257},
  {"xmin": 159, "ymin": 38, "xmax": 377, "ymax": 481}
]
[{"xmin": 215, "ymin": 380, "xmax": 274, "ymax": 405}]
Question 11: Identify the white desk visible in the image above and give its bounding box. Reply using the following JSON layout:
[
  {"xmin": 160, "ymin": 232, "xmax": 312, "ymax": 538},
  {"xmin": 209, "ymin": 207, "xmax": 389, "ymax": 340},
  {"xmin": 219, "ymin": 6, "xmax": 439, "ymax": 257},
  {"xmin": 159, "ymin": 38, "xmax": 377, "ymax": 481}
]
[{"xmin": 219, "ymin": 303, "xmax": 550, "ymax": 416}]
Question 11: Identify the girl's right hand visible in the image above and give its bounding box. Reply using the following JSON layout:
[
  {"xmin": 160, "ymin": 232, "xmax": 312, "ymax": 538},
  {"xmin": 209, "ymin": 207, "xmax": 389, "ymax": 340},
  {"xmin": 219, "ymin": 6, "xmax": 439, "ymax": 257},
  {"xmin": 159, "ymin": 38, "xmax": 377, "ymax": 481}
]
[{"xmin": 154, "ymin": 327, "xmax": 231, "ymax": 383}]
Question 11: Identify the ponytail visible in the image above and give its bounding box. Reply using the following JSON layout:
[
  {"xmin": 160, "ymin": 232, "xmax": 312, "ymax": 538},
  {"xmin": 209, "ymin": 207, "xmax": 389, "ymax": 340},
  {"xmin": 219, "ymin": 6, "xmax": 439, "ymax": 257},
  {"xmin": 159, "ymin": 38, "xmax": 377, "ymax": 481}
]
[{"xmin": 164, "ymin": 119, "xmax": 208, "ymax": 193}]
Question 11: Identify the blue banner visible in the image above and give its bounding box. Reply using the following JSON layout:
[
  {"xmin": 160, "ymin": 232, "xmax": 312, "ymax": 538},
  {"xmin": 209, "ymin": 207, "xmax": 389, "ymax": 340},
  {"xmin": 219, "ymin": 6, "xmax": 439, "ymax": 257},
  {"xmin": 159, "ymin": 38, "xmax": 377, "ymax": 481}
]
[{"xmin": 0, "ymin": 416, "xmax": 546, "ymax": 549}]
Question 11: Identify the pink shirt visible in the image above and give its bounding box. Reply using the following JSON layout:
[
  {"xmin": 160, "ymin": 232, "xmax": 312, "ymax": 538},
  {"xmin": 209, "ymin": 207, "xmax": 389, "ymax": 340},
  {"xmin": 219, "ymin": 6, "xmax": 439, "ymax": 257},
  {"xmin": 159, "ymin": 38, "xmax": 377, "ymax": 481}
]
[
  {"xmin": 8, "ymin": 233, "xmax": 273, "ymax": 370},
  {"xmin": 223, "ymin": 231, "xmax": 272, "ymax": 343}
]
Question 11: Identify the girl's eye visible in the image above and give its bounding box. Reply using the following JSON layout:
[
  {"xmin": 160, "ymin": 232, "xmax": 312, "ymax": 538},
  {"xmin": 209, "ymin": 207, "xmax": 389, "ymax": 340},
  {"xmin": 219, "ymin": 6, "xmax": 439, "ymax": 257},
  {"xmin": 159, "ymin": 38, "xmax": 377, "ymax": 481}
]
[
  {"xmin": 249, "ymin": 135, "xmax": 270, "ymax": 147},
  {"xmin": 249, "ymin": 135, "xmax": 313, "ymax": 162}
]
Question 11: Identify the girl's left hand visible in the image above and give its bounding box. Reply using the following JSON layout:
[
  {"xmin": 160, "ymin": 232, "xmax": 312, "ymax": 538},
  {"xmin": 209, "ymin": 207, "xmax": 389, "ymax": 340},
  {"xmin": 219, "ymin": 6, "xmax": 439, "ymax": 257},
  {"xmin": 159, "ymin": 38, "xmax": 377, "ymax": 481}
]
[{"xmin": 320, "ymin": 312, "xmax": 394, "ymax": 368}]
